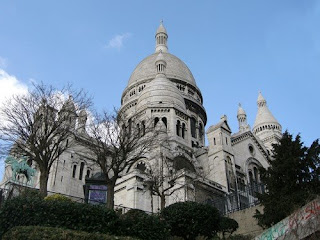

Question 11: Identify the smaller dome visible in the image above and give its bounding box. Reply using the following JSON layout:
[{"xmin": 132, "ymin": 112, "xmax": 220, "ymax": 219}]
[
  {"xmin": 253, "ymin": 92, "xmax": 281, "ymax": 131},
  {"xmin": 155, "ymin": 51, "xmax": 165, "ymax": 63},
  {"xmin": 136, "ymin": 76, "xmax": 186, "ymax": 112},
  {"xmin": 156, "ymin": 21, "xmax": 167, "ymax": 35},
  {"xmin": 127, "ymin": 52, "xmax": 197, "ymax": 87},
  {"xmin": 237, "ymin": 103, "xmax": 246, "ymax": 116},
  {"xmin": 257, "ymin": 92, "xmax": 265, "ymax": 103}
]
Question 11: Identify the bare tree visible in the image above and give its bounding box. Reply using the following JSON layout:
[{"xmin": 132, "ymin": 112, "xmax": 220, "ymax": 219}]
[
  {"xmin": 144, "ymin": 154, "xmax": 179, "ymax": 211},
  {"xmin": 140, "ymin": 123, "xmax": 202, "ymax": 211},
  {"xmin": 0, "ymin": 83, "xmax": 91, "ymax": 196},
  {"xmin": 75, "ymin": 110, "xmax": 159, "ymax": 209},
  {"xmin": 143, "ymin": 151, "xmax": 200, "ymax": 211}
]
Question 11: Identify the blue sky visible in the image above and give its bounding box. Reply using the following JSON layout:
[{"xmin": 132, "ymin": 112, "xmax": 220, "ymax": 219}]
[{"xmin": 0, "ymin": 1, "xmax": 319, "ymax": 177}]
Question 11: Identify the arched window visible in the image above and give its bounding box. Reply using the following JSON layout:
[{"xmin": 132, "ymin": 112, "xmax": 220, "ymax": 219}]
[
  {"xmin": 249, "ymin": 171, "xmax": 253, "ymax": 184},
  {"xmin": 182, "ymin": 123, "xmax": 186, "ymax": 139},
  {"xmin": 199, "ymin": 123, "xmax": 203, "ymax": 141},
  {"xmin": 162, "ymin": 117, "xmax": 167, "ymax": 128},
  {"xmin": 176, "ymin": 120, "xmax": 181, "ymax": 136},
  {"xmin": 86, "ymin": 169, "xmax": 91, "ymax": 178},
  {"xmin": 190, "ymin": 117, "xmax": 196, "ymax": 138},
  {"xmin": 141, "ymin": 121, "xmax": 145, "ymax": 136},
  {"xmin": 173, "ymin": 156, "xmax": 196, "ymax": 173},
  {"xmin": 254, "ymin": 167, "xmax": 259, "ymax": 183},
  {"xmin": 72, "ymin": 165, "xmax": 77, "ymax": 178},
  {"xmin": 128, "ymin": 118, "xmax": 132, "ymax": 136},
  {"xmin": 154, "ymin": 117, "xmax": 159, "ymax": 128},
  {"xmin": 136, "ymin": 162, "xmax": 147, "ymax": 173},
  {"xmin": 79, "ymin": 162, "xmax": 85, "ymax": 180}
]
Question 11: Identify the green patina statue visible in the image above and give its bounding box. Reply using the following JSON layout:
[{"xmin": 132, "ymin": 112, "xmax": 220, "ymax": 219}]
[{"xmin": 5, "ymin": 156, "xmax": 36, "ymax": 186}]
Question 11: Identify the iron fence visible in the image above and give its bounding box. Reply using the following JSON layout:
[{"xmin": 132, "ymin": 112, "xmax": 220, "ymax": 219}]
[{"xmin": 205, "ymin": 183, "xmax": 265, "ymax": 215}]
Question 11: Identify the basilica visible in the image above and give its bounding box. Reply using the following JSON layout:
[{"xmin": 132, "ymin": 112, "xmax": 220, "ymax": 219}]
[{"xmin": 0, "ymin": 22, "xmax": 282, "ymax": 213}]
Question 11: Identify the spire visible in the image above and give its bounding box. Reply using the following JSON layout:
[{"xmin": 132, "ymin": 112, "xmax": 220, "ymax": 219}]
[
  {"xmin": 237, "ymin": 103, "xmax": 246, "ymax": 116},
  {"xmin": 155, "ymin": 51, "xmax": 167, "ymax": 78},
  {"xmin": 237, "ymin": 103, "xmax": 250, "ymax": 132},
  {"xmin": 155, "ymin": 20, "xmax": 168, "ymax": 53},
  {"xmin": 257, "ymin": 91, "xmax": 266, "ymax": 107}
]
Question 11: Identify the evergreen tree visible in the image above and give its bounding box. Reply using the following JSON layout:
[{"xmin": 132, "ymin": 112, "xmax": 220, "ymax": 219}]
[{"xmin": 255, "ymin": 131, "xmax": 320, "ymax": 228}]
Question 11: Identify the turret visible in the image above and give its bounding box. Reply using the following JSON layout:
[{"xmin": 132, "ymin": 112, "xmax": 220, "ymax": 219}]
[
  {"xmin": 155, "ymin": 21, "xmax": 168, "ymax": 53},
  {"xmin": 155, "ymin": 51, "xmax": 167, "ymax": 77},
  {"xmin": 253, "ymin": 92, "xmax": 282, "ymax": 153},
  {"xmin": 237, "ymin": 103, "xmax": 250, "ymax": 132}
]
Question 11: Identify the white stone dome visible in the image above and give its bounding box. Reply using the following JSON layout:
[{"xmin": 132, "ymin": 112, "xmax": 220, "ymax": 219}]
[
  {"xmin": 156, "ymin": 22, "xmax": 167, "ymax": 35},
  {"xmin": 253, "ymin": 92, "xmax": 281, "ymax": 134},
  {"xmin": 136, "ymin": 75, "xmax": 186, "ymax": 112},
  {"xmin": 127, "ymin": 52, "xmax": 196, "ymax": 88},
  {"xmin": 253, "ymin": 107, "xmax": 279, "ymax": 128},
  {"xmin": 237, "ymin": 104, "xmax": 246, "ymax": 116}
]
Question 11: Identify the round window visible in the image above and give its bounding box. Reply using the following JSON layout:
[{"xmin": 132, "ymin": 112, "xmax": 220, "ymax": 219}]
[{"xmin": 248, "ymin": 145, "xmax": 255, "ymax": 155}]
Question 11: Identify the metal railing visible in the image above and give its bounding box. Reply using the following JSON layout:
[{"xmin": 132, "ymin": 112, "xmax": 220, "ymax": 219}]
[
  {"xmin": 1, "ymin": 182, "xmax": 265, "ymax": 215},
  {"xmin": 205, "ymin": 183, "xmax": 266, "ymax": 215}
]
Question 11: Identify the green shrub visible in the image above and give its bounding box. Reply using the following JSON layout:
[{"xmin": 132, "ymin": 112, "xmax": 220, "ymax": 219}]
[
  {"xmin": 2, "ymin": 226, "xmax": 137, "ymax": 240},
  {"xmin": 17, "ymin": 188, "xmax": 44, "ymax": 200},
  {"xmin": 0, "ymin": 194, "xmax": 118, "ymax": 237},
  {"xmin": 219, "ymin": 216, "xmax": 239, "ymax": 238},
  {"xmin": 118, "ymin": 209, "xmax": 169, "ymax": 240},
  {"xmin": 44, "ymin": 193, "xmax": 72, "ymax": 202},
  {"xmin": 161, "ymin": 201, "xmax": 221, "ymax": 240}
]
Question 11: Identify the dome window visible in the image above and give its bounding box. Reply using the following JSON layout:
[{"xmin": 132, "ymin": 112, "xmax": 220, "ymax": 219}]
[
  {"xmin": 154, "ymin": 117, "xmax": 159, "ymax": 128},
  {"xmin": 190, "ymin": 117, "xmax": 196, "ymax": 138},
  {"xmin": 182, "ymin": 123, "xmax": 186, "ymax": 139},
  {"xmin": 162, "ymin": 117, "xmax": 167, "ymax": 128},
  {"xmin": 176, "ymin": 120, "xmax": 181, "ymax": 136}
]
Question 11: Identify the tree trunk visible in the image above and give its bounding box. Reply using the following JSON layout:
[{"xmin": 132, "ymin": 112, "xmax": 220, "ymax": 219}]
[
  {"xmin": 150, "ymin": 190, "xmax": 154, "ymax": 212},
  {"xmin": 39, "ymin": 171, "xmax": 49, "ymax": 196},
  {"xmin": 160, "ymin": 194, "xmax": 166, "ymax": 210},
  {"xmin": 106, "ymin": 182, "xmax": 115, "ymax": 209}
]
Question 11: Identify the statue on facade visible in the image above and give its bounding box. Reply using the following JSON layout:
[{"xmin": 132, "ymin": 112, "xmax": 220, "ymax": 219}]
[{"xmin": 5, "ymin": 156, "xmax": 36, "ymax": 186}]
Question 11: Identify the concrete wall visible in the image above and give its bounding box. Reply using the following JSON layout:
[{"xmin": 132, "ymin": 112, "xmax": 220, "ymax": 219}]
[{"xmin": 228, "ymin": 204, "xmax": 264, "ymax": 237}]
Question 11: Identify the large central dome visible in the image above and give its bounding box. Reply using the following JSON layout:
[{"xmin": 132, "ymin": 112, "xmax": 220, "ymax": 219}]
[
  {"xmin": 127, "ymin": 52, "xmax": 196, "ymax": 88},
  {"xmin": 120, "ymin": 22, "xmax": 207, "ymax": 126}
]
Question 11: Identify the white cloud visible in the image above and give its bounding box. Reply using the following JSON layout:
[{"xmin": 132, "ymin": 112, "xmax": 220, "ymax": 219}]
[
  {"xmin": 0, "ymin": 57, "xmax": 8, "ymax": 69},
  {"xmin": 105, "ymin": 33, "xmax": 131, "ymax": 49},
  {"xmin": 0, "ymin": 69, "xmax": 28, "ymax": 110},
  {"xmin": 0, "ymin": 69, "xmax": 28, "ymax": 180}
]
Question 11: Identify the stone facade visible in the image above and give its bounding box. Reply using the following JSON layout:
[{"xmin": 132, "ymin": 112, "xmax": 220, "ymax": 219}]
[{"xmin": 0, "ymin": 22, "xmax": 282, "ymax": 213}]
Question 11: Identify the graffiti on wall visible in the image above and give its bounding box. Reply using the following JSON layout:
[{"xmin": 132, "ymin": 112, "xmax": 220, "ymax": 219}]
[{"xmin": 255, "ymin": 198, "xmax": 320, "ymax": 240}]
